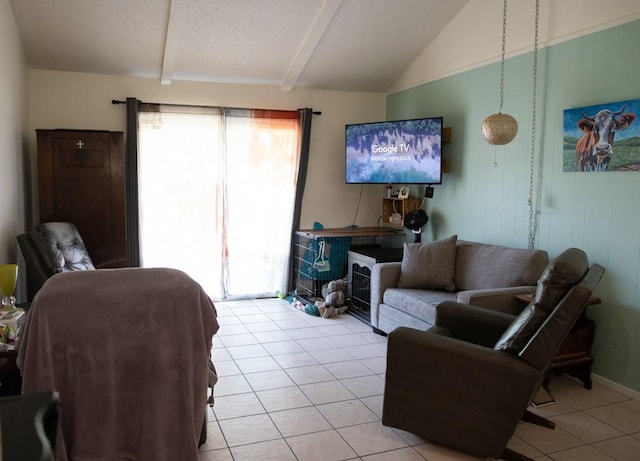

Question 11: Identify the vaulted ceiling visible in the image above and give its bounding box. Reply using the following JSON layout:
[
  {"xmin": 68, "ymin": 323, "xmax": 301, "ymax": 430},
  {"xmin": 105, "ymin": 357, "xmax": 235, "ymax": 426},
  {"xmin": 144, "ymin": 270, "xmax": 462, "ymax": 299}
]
[{"xmin": 9, "ymin": 0, "xmax": 469, "ymax": 92}]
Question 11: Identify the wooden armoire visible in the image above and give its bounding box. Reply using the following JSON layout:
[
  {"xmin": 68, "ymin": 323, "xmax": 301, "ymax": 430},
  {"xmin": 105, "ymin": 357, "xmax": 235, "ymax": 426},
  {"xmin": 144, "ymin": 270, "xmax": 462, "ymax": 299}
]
[{"xmin": 36, "ymin": 129, "xmax": 127, "ymax": 268}]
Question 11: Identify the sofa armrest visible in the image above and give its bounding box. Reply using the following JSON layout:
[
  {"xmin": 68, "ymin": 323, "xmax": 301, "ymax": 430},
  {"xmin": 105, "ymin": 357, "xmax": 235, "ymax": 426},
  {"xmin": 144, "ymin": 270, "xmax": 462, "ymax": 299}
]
[
  {"xmin": 435, "ymin": 301, "xmax": 515, "ymax": 347},
  {"xmin": 456, "ymin": 286, "xmax": 537, "ymax": 315},
  {"xmin": 370, "ymin": 262, "xmax": 402, "ymax": 329},
  {"xmin": 387, "ymin": 326, "xmax": 538, "ymax": 392}
]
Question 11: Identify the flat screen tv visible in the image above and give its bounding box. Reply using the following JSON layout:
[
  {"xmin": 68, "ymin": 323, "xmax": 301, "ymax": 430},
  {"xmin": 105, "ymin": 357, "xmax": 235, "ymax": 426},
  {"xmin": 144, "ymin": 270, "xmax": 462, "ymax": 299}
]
[{"xmin": 345, "ymin": 116, "xmax": 443, "ymax": 184}]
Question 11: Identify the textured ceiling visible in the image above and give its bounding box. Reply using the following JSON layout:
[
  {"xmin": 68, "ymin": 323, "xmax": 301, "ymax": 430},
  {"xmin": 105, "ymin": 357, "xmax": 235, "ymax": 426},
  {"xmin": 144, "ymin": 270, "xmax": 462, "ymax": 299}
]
[{"xmin": 9, "ymin": 0, "xmax": 469, "ymax": 92}]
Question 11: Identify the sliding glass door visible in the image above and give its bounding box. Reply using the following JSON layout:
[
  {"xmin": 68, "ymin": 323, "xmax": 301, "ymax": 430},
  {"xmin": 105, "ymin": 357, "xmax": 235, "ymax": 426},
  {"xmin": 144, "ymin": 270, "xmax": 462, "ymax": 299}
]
[{"xmin": 137, "ymin": 105, "xmax": 300, "ymax": 300}]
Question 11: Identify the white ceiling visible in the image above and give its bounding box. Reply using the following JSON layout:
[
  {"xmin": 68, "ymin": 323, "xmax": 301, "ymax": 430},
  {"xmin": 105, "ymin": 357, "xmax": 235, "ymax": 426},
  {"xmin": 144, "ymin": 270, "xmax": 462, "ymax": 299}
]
[{"xmin": 9, "ymin": 0, "xmax": 469, "ymax": 92}]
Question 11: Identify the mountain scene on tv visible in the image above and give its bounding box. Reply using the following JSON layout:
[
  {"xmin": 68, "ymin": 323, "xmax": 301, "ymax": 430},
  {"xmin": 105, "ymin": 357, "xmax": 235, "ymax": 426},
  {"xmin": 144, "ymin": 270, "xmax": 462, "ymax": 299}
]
[{"xmin": 346, "ymin": 118, "xmax": 442, "ymax": 184}]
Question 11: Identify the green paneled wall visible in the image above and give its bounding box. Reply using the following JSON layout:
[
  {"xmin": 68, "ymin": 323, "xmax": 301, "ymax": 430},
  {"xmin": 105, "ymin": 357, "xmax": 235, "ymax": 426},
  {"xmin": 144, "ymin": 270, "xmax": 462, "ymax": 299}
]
[{"xmin": 387, "ymin": 20, "xmax": 640, "ymax": 392}]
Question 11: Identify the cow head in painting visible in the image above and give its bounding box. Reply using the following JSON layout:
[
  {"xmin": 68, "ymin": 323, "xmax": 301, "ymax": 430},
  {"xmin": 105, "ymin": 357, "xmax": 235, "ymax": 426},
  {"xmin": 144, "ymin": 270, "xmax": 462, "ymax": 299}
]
[{"xmin": 575, "ymin": 105, "xmax": 636, "ymax": 171}]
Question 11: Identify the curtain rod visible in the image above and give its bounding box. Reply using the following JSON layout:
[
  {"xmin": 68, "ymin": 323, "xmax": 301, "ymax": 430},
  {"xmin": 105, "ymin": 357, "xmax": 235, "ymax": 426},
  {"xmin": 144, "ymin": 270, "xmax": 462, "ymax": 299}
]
[{"xmin": 111, "ymin": 99, "xmax": 321, "ymax": 115}]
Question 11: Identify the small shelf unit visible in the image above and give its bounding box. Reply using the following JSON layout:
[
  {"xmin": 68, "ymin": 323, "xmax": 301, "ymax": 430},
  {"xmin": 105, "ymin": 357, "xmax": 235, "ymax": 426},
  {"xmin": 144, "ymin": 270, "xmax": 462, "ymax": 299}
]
[{"xmin": 381, "ymin": 198, "xmax": 423, "ymax": 227}]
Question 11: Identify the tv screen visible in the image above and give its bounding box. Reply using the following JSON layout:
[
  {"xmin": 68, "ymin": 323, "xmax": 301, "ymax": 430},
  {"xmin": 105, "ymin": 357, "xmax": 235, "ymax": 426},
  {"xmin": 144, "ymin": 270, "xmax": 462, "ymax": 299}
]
[{"xmin": 345, "ymin": 117, "xmax": 443, "ymax": 184}]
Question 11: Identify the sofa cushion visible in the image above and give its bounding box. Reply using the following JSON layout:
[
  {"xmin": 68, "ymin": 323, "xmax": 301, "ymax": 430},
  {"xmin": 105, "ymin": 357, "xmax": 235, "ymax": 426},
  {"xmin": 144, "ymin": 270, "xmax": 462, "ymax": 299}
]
[
  {"xmin": 494, "ymin": 248, "xmax": 589, "ymax": 353},
  {"xmin": 397, "ymin": 235, "xmax": 457, "ymax": 291},
  {"xmin": 383, "ymin": 288, "xmax": 457, "ymax": 326},
  {"xmin": 454, "ymin": 241, "xmax": 547, "ymax": 291}
]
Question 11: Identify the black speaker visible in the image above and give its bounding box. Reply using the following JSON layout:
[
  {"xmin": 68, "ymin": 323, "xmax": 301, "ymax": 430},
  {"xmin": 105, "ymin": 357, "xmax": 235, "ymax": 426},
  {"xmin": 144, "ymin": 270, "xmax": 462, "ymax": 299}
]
[{"xmin": 424, "ymin": 185, "xmax": 434, "ymax": 198}]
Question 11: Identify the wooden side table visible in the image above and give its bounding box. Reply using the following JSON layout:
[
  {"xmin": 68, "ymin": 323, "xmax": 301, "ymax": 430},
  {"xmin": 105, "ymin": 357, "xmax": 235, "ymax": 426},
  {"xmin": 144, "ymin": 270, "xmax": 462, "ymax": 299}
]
[{"xmin": 517, "ymin": 294, "xmax": 601, "ymax": 389}]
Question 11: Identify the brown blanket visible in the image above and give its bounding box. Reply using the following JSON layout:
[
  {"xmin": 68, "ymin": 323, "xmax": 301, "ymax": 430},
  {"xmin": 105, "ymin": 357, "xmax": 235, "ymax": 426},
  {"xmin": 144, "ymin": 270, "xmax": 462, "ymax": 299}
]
[{"xmin": 17, "ymin": 267, "xmax": 219, "ymax": 461}]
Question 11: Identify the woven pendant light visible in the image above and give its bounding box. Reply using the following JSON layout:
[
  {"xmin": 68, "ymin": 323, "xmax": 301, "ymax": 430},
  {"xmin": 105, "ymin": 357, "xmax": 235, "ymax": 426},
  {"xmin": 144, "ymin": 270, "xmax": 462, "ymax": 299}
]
[
  {"xmin": 482, "ymin": 113, "xmax": 518, "ymax": 145},
  {"xmin": 482, "ymin": 0, "xmax": 517, "ymax": 145}
]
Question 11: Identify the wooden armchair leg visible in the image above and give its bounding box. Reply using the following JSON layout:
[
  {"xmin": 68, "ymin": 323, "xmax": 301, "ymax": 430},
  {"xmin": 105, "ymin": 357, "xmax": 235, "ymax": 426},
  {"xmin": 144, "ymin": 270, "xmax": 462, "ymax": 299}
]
[{"xmin": 522, "ymin": 409, "xmax": 556, "ymax": 429}]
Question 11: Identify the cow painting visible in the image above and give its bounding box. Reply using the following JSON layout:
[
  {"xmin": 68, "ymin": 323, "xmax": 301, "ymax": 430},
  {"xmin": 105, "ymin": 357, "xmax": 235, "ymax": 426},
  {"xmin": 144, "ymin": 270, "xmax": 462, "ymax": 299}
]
[{"xmin": 575, "ymin": 105, "xmax": 636, "ymax": 171}]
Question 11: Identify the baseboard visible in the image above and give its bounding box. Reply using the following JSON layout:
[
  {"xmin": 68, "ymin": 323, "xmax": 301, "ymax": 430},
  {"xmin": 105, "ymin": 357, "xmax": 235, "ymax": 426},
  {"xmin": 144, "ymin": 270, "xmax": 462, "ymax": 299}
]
[{"xmin": 592, "ymin": 373, "xmax": 640, "ymax": 400}]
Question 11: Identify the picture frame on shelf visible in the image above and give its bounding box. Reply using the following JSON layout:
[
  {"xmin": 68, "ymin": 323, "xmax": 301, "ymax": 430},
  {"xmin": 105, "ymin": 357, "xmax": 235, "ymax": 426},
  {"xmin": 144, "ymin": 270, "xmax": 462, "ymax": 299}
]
[{"xmin": 398, "ymin": 187, "xmax": 410, "ymax": 199}]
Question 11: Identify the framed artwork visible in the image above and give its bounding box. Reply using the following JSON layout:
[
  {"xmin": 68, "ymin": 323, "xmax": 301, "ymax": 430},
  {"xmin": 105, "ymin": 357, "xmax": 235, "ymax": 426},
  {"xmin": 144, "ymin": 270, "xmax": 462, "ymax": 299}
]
[
  {"xmin": 398, "ymin": 187, "xmax": 410, "ymax": 199},
  {"xmin": 563, "ymin": 98, "xmax": 639, "ymax": 172}
]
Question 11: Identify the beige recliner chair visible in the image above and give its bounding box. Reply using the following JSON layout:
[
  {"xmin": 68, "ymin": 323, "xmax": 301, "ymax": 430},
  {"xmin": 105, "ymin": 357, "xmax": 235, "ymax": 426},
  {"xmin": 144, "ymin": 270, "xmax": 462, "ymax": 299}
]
[{"xmin": 382, "ymin": 248, "xmax": 604, "ymax": 461}]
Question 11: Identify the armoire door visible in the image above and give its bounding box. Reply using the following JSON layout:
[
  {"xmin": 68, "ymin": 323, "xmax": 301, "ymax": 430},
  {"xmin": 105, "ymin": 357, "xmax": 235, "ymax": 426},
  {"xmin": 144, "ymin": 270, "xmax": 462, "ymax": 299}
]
[{"xmin": 36, "ymin": 129, "xmax": 127, "ymax": 268}]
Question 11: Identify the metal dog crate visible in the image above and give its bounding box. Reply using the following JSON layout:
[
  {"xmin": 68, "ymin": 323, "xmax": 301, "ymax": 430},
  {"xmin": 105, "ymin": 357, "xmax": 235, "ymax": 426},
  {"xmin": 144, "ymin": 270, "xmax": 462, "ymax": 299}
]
[
  {"xmin": 347, "ymin": 247, "xmax": 405, "ymax": 324},
  {"xmin": 292, "ymin": 227, "xmax": 403, "ymax": 299}
]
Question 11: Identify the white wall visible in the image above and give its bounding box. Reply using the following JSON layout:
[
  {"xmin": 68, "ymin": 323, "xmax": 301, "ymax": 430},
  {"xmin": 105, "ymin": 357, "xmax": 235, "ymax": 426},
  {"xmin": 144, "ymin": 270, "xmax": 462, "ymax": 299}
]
[
  {"xmin": 389, "ymin": 0, "xmax": 640, "ymax": 93},
  {"xmin": 26, "ymin": 71, "xmax": 386, "ymax": 230},
  {"xmin": 0, "ymin": 0, "xmax": 27, "ymax": 262}
]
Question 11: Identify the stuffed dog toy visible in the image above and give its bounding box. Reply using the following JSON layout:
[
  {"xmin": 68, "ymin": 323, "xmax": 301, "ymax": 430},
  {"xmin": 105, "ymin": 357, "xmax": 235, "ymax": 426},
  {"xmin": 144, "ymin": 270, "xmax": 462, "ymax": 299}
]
[{"xmin": 321, "ymin": 278, "xmax": 348, "ymax": 307}]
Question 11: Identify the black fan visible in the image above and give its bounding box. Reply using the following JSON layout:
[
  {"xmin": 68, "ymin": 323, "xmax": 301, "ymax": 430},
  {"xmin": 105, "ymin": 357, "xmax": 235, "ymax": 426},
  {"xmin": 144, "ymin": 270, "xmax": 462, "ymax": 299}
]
[{"xmin": 404, "ymin": 209, "xmax": 429, "ymax": 243}]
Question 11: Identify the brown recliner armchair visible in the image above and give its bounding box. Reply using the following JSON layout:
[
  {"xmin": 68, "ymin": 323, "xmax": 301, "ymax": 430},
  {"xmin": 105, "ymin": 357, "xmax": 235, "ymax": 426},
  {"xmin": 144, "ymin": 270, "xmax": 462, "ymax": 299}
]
[{"xmin": 382, "ymin": 248, "xmax": 605, "ymax": 461}]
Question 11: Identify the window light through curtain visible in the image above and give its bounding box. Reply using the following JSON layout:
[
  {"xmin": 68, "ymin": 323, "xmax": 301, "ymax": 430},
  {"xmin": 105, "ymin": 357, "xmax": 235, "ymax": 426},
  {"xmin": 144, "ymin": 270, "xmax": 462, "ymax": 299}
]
[{"xmin": 137, "ymin": 105, "xmax": 301, "ymax": 300}]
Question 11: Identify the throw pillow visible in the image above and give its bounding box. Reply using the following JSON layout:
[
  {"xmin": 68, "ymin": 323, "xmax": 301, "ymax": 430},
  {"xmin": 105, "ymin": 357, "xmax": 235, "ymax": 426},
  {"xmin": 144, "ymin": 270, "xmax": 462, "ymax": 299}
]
[{"xmin": 397, "ymin": 235, "xmax": 457, "ymax": 291}]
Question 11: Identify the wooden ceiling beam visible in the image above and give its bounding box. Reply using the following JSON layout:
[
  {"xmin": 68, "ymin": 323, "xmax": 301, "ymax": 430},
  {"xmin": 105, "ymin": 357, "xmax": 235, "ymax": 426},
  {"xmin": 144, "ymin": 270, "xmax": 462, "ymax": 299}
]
[
  {"xmin": 160, "ymin": 0, "xmax": 186, "ymax": 85},
  {"xmin": 280, "ymin": 0, "xmax": 342, "ymax": 91}
]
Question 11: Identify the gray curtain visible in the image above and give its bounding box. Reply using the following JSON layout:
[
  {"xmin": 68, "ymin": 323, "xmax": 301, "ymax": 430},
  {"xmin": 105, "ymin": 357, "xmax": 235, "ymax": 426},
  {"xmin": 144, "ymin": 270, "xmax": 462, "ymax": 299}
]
[
  {"xmin": 288, "ymin": 107, "xmax": 314, "ymax": 291},
  {"xmin": 125, "ymin": 97, "xmax": 141, "ymax": 266}
]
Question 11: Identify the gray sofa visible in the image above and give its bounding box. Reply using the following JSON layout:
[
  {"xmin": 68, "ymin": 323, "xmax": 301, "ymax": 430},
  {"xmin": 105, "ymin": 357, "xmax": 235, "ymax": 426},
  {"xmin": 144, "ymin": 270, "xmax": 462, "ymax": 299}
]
[{"xmin": 370, "ymin": 237, "xmax": 548, "ymax": 334}]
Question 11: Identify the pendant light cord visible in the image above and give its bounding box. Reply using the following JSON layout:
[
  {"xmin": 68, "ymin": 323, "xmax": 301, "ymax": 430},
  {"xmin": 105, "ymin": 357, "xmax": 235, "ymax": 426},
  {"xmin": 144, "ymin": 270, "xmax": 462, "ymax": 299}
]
[
  {"xmin": 498, "ymin": 0, "xmax": 507, "ymax": 114},
  {"xmin": 527, "ymin": 0, "xmax": 540, "ymax": 249}
]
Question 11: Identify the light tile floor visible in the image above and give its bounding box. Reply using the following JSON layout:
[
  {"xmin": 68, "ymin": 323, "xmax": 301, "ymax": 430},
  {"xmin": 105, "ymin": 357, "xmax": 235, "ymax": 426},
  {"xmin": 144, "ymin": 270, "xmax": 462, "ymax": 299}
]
[{"xmin": 198, "ymin": 298, "xmax": 640, "ymax": 461}]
